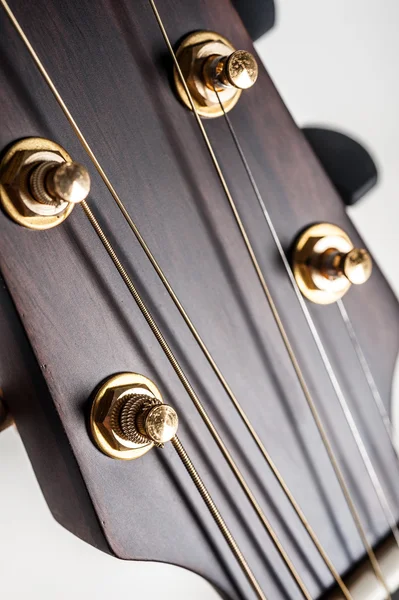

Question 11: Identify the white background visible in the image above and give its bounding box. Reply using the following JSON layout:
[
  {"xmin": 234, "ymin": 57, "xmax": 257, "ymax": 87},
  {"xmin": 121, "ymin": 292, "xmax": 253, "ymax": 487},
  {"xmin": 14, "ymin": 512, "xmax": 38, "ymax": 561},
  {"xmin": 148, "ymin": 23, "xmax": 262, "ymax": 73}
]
[{"xmin": 1, "ymin": 1, "xmax": 398, "ymax": 598}]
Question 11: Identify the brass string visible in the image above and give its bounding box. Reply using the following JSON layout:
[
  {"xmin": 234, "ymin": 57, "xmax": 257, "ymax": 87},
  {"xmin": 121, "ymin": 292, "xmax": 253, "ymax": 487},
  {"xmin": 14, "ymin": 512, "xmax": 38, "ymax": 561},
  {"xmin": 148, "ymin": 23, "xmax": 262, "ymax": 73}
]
[
  {"xmin": 146, "ymin": 0, "xmax": 391, "ymax": 594},
  {"xmin": 1, "ymin": 0, "xmax": 388, "ymax": 594},
  {"xmin": 337, "ymin": 298, "xmax": 399, "ymax": 464},
  {"xmin": 213, "ymin": 90, "xmax": 395, "ymax": 592},
  {"xmin": 171, "ymin": 436, "xmax": 267, "ymax": 600},
  {"xmin": 215, "ymin": 90, "xmax": 399, "ymax": 551},
  {"xmin": 0, "ymin": 1, "xmax": 344, "ymax": 596},
  {"xmin": 79, "ymin": 198, "xmax": 311, "ymax": 598}
]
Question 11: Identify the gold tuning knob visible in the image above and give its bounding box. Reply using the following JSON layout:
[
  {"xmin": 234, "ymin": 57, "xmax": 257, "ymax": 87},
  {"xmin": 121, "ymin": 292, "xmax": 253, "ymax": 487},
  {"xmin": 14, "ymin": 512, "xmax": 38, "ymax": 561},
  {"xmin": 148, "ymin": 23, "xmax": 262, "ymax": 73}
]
[
  {"xmin": 224, "ymin": 50, "xmax": 258, "ymax": 89},
  {"xmin": 45, "ymin": 161, "xmax": 91, "ymax": 205},
  {"xmin": 30, "ymin": 160, "xmax": 90, "ymax": 207},
  {"xmin": 204, "ymin": 49, "xmax": 259, "ymax": 91},
  {"xmin": 114, "ymin": 394, "xmax": 179, "ymax": 448},
  {"xmin": 292, "ymin": 223, "xmax": 373, "ymax": 305},
  {"xmin": 90, "ymin": 372, "xmax": 179, "ymax": 460},
  {"xmin": 0, "ymin": 137, "xmax": 90, "ymax": 230},
  {"xmin": 174, "ymin": 31, "xmax": 259, "ymax": 118},
  {"xmin": 342, "ymin": 248, "xmax": 373, "ymax": 284},
  {"xmin": 137, "ymin": 404, "xmax": 179, "ymax": 446},
  {"xmin": 319, "ymin": 247, "xmax": 372, "ymax": 285}
]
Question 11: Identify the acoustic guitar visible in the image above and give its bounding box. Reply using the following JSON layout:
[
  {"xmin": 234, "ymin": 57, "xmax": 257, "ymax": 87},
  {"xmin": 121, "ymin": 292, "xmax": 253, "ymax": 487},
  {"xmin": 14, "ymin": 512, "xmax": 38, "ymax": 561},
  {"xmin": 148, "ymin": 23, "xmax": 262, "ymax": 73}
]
[{"xmin": 0, "ymin": 1, "xmax": 398, "ymax": 598}]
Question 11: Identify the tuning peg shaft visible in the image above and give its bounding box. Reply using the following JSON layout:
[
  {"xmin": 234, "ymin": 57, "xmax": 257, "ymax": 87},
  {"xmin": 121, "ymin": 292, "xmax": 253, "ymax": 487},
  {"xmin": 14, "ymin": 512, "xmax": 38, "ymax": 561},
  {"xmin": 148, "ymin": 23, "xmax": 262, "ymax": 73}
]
[
  {"xmin": 203, "ymin": 50, "xmax": 258, "ymax": 91},
  {"xmin": 30, "ymin": 160, "xmax": 90, "ymax": 208},
  {"xmin": 292, "ymin": 223, "xmax": 373, "ymax": 304},
  {"xmin": 0, "ymin": 138, "xmax": 91, "ymax": 230},
  {"xmin": 174, "ymin": 31, "xmax": 258, "ymax": 118}
]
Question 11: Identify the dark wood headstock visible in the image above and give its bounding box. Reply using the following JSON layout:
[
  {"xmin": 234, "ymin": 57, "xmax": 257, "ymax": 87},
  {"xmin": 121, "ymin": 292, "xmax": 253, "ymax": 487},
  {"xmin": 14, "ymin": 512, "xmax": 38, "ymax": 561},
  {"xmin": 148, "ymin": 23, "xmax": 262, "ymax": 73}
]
[{"xmin": 0, "ymin": 1, "xmax": 398, "ymax": 598}]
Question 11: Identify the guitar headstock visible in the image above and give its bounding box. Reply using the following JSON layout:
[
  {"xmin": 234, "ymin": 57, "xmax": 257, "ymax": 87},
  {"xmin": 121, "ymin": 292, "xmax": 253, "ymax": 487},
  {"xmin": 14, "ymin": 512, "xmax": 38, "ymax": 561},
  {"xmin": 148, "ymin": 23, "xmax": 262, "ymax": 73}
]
[{"xmin": 1, "ymin": 1, "xmax": 398, "ymax": 598}]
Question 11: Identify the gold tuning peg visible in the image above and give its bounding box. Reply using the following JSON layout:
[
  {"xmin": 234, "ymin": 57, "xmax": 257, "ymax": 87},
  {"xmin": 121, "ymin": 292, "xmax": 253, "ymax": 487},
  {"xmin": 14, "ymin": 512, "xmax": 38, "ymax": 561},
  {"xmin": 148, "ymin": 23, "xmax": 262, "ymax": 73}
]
[
  {"xmin": 292, "ymin": 223, "xmax": 373, "ymax": 304},
  {"xmin": 90, "ymin": 372, "xmax": 179, "ymax": 460},
  {"xmin": 117, "ymin": 399, "xmax": 179, "ymax": 448},
  {"xmin": 32, "ymin": 160, "xmax": 91, "ymax": 206},
  {"xmin": 341, "ymin": 248, "xmax": 373, "ymax": 285},
  {"xmin": 320, "ymin": 247, "xmax": 372, "ymax": 286},
  {"xmin": 0, "ymin": 137, "xmax": 90, "ymax": 230},
  {"xmin": 174, "ymin": 31, "xmax": 259, "ymax": 118},
  {"xmin": 203, "ymin": 49, "xmax": 258, "ymax": 91}
]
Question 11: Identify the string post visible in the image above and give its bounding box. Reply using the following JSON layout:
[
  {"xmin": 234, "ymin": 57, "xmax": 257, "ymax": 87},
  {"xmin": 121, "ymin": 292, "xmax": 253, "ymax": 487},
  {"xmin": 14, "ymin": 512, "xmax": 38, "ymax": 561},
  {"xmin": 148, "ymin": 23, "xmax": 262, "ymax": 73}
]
[
  {"xmin": 317, "ymin": 247, "xmax": 372, "ymax": 285},
  {"xmin": 173, "ymin": 31, "xmax": 258, "ymax": 118},
  {"xmin": 204, "ymin": 50, "xmax": 258, "ymax": 91},
  {"xmin": 137, "ymin": 404, "xmax": 179, "ymax": 447},
  {"xmin": 0, "ymin": 137, "xmax": 89, "ymax": 230},
  {"xmin": 113, "ymin": 394, "xmax": 179, "ymax": 448},
  {"xmin": 90, "ymin": 372, "xmax": 178, "ymax": 459},
  {"xmin": 45, "ymin": 161, "xmax": 91, "ymax": 205},
  {"xmin": 292, "ymin": 223, "xmax": 373, "ymax": 304},
  {"xmin": 342, "ymin": 248, "xmax": 372, "ymax": 284}
]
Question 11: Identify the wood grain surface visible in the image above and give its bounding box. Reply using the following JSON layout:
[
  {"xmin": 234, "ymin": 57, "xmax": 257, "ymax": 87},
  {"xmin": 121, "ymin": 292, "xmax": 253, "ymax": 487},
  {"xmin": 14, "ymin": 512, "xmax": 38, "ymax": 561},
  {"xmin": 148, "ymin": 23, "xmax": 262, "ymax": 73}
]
[{"xmin": 0, "ymin": 1, "xmax": 398, "ymax": 598}]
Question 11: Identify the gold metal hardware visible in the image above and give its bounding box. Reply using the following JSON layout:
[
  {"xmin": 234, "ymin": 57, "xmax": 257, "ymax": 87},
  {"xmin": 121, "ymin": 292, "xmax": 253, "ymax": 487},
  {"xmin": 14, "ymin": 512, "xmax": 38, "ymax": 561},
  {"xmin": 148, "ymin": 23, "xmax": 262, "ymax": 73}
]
[
  {"xmin": 137, "ymin": 403, "xmax": 179, "ymax": 447},
  {"xmin": 0, "ymin": 0, "xmax": 387, "ymax": 594},
  {"xmin": 41, "ymin": 161, "xmax": 90, "ymax": 205},
  {"xmin": 0, "ymin": 137, "xmax": 90, "ymax": 230},
  {"xmin": 292, "ymin": 223, "xmax": 373, "ymax": 304},
  {"xmin": 90, "ymin": 372, "xmax": 178, "ymax": 460},
  {"xmin": 173, "ymin": 31, "xmax": 258, "ymax": 118},
  {"xmin": 147, "ymin": 7, "xmax": 390, "ymax": 593}
]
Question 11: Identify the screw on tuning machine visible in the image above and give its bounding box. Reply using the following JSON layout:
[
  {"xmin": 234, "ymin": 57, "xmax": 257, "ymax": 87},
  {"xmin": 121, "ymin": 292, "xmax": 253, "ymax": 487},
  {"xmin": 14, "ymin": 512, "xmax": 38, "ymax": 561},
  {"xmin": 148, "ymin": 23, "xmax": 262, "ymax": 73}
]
[
  {"xmin": 173, "ymin": 31, "xmax": 258, "ymax": 118},
  {"xmin": 292, "ymin": 223, "xmax": 372, "ymax": 305},
  {"xmin": 90, "ymin": 372, "xmax": 179, "ymax": 460},
  {"xmin": 0, "ymin": 137, "xmax": 90, "ymax": 230}
]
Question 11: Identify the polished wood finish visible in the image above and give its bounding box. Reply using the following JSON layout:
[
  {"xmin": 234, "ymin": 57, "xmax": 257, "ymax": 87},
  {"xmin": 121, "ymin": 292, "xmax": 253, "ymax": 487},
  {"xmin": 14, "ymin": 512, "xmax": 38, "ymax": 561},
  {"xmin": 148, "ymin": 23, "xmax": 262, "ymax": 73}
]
[
  {"xmin": 0, "ymin": 276, "xmax": 109, "ymax": 552},
  {"xmin": 0, "ymin": 1, "xmax": 398, "ymax": 599}
]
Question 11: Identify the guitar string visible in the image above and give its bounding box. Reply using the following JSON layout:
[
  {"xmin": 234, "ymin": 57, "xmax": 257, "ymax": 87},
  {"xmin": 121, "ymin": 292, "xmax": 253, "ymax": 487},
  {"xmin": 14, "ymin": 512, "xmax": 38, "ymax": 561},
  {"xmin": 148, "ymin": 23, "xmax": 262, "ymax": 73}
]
[
  {"xmin": 0, "ymin": 1, "xmax": 353, "ymax": 597},
  {"xmin": 80, "ymin": 198, "xmax": 305, "ymax": 598},
  {"xmin": 214, "ymin": 91, "xmax": 399, "ymax": 551},
  {"xmin": 337, "ymin": 297, "xmax": 399, "ymax": 463},
  {"xmin": 146, "ymin": 0, "xmax": 390, "ymax": 595},
  {"xmin": 171, "ymin": 435, "xmax": 267, "ymax": 600},
  {"xmin": 3, "ymin": 2, "xmax": 394, "ymax": 595},
  {"xmin": 0, "ymin": 2, "xmax": 312, "ymax": 596}
]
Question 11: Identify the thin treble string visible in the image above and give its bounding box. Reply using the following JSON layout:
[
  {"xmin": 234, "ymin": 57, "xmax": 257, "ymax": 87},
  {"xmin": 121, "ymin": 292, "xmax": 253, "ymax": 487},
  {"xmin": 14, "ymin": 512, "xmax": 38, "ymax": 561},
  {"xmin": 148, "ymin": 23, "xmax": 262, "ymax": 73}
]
[
  {"xmin": 214, "ymin": 86, "xmax": 399, "ymax": 555},
  {"xmin": 146, "ymin": 0, "xmax": 390, "ymax": 593},
  {"xmin": 214, "ymin": 92, "xmax": 399, "ymax": 552},
  {"xmin": 0, "ymin": 0, "xmax": 387, "ymax": 594},
  {"xmin": 337, "ymin": 297, "xmax": 399, "ymax": 462},
  {"xmin": 0, "ymin": 2, "xmax": 355, "ymax": 596},
  {"xmin": 0, "ymin": 3, "xmax": 313, "ymax": 596}
]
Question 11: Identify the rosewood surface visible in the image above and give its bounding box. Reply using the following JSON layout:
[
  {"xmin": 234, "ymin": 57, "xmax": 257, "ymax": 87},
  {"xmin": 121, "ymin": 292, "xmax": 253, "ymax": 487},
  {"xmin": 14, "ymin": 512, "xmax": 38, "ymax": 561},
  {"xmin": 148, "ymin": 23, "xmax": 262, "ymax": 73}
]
[{"xmin": 0, "ymin": 1, "xmax": 398, "ymax": 598}]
